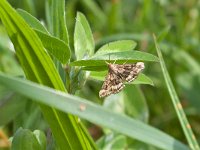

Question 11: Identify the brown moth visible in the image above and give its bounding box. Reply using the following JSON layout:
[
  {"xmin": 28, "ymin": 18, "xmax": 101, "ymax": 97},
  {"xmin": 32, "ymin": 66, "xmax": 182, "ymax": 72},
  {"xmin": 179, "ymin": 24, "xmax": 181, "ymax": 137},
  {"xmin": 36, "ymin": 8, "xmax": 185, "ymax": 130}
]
[{"xmin": 99, "ymin": 62, "xmax": 145, "ymax": 98}]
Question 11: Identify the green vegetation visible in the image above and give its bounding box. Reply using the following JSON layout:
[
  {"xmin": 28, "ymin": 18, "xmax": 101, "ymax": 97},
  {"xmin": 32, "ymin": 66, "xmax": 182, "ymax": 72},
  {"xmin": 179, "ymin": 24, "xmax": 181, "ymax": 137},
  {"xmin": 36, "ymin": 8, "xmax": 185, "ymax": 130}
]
[{"xmin": 0, "ymin": 0, "xmax": 199, "ymax": 150}]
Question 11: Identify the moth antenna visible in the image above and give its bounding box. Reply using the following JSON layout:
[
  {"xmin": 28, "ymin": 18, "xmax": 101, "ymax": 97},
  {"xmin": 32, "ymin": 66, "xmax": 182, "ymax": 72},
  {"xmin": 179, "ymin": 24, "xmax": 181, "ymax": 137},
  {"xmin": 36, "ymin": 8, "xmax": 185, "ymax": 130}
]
[
  {"xmin": 104, "ymin": 53, "xmax": 110, "ymax": 65},
  {"xmin": 123, "ymin": 59, "xmax": 130, "ymax": 65},
  {"xmin": 105, "ymin": 61, "xmax": 109, "ymax": 65}
]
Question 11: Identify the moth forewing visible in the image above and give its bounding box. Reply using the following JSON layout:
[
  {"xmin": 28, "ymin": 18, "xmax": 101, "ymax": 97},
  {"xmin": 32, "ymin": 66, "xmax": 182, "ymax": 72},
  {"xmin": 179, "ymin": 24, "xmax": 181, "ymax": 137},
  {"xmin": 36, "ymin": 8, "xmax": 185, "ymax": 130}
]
[{"xmin": 99, "ymin": 62, "xmax": 145, "ymax": 98}]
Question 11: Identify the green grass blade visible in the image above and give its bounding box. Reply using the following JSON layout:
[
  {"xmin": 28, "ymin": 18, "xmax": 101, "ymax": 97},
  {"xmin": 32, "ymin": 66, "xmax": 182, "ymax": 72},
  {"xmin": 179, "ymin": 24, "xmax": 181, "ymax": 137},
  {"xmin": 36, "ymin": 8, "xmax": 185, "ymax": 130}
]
[
  {"xmin": 0, "ymin": 1, "xmax": 94, "ymax": 149},
  {"xmin": 153, "ymin": 34, "xmax": 200, "ymax": 150},
  {"xmin": 0, "ymin": 72, "xmax": 189, "ymax": 150},
  {"xmin": 51, "ymin": 0, "xmax": 69, "ymax": 43}
]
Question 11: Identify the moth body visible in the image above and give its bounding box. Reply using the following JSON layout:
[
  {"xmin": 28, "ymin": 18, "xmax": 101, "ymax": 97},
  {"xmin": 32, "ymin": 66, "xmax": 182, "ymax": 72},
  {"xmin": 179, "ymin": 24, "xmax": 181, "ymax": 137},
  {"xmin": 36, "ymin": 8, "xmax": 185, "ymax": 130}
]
[{"xmin": 99, "ymin": 62, "xmax": 145, "ymax": 98}]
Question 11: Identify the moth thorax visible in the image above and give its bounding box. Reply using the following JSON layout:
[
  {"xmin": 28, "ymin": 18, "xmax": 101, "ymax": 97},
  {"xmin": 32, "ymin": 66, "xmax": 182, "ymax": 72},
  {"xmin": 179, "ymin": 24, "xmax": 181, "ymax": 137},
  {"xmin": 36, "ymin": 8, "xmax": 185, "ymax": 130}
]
[
  {"xmin": 136, "ymin": 62, "xmax": 145, "ymax": 69},
  {"xmin": 108, "ymin": 64, "xmax": 118, "ymax": 74}
]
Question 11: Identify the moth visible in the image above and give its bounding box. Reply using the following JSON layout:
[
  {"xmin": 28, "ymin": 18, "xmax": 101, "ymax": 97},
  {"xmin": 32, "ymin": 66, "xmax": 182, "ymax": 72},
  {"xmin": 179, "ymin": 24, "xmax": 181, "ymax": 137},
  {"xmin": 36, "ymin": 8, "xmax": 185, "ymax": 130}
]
[{"xmin": 99, "ymin": 62, "xmax": 145, "ymax": 98}]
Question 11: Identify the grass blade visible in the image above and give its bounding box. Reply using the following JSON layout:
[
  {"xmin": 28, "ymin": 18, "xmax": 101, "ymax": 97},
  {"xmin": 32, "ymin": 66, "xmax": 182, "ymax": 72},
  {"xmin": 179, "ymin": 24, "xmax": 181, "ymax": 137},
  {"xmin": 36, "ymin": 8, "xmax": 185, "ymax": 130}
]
[
  {"xmin": 153, "ymin": 34, "xmax": 200, "ymax": 150},
  {"xmin": 0, "ymin": 0, "xmax": 94, "ymax": 149},
  {"xmin": 51, "ymin": 0, "xmax": 69, "ymax": 43},
  {"xmin": 0, "ymin": 72, "xmax": 190, "ymax": 150}
]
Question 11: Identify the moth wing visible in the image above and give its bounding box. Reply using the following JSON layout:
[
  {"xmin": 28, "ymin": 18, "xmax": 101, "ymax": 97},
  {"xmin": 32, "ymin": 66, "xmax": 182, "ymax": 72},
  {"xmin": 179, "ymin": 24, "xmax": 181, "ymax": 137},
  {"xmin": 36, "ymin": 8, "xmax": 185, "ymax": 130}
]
[
  {"xmin": 117, "ymin": 62, "xmax": 145, "ymax": 82},
  {"xmin": 99, "ymin": 72, "xmax": 125, "ymax": 98}
]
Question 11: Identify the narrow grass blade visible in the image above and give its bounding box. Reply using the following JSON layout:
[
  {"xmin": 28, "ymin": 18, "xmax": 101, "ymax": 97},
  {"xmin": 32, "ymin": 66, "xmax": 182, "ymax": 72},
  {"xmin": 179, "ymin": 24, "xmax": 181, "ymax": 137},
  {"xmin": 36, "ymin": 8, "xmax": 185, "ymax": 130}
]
[
  {"xmin": 0, "ymin": 72, "xmax": 190, "ymax": 150},
  {"xmin": 0, "ymin": 1, "xmax": 95, "ymax": 149},
  {"xmin": 153, "ymin": 34, "xmax": 200, "ymax": 150},
  {"xmin": 51, "ymin": 0, "xmax": 69, "ymax": 43}
]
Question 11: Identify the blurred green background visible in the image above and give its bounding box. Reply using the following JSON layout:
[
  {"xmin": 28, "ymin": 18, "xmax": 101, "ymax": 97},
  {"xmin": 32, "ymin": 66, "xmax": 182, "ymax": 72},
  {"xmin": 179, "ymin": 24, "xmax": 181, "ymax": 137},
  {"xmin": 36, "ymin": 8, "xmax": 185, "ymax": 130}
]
[{"xmin": 0, "ymin": 0, "xmax": 200, "ymax": 149}]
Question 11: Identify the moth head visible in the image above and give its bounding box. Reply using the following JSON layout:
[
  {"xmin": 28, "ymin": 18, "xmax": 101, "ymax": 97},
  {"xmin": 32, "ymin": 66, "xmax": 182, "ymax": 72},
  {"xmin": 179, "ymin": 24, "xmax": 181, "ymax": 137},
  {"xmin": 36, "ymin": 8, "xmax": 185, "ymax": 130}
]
[
  {"xmin": 107, "ymin": 63, "xmax": 119, "ymax": 74},
  {"xmin": 136, "ymin": 62, "xmax": 145, "ymax": 70}
]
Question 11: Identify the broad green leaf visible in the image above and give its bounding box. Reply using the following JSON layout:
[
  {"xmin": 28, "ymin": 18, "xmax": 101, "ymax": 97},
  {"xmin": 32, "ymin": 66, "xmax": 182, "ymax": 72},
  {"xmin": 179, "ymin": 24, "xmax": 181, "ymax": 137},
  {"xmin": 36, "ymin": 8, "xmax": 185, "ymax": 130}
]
[
  {"xmin": 34, "ymin": 29, "xmax": 70, "ymax": 64},
  {"xmin": 123, "ymin": 85, "xmax": 149, "ymax": 122},
  {"xmin": 95, "ymin": 40, "xmax": 137, "ymax": 55},
  {"xmin": 77, "ymin": 12, "xmax": 94, "ymax": 54},
  {"xmin": 103, "ymin": 93, "xmax": 124, "ymax": 114},
  {"xmin": 0, "ymin": 1, "xmax": 94, "ymax": 150},
  {"xmin": 0, "ymin": 73, "xmax": 189, "ymax": 150},
  {"xmin": 70, "ymin": 51, "xmax": 159, "ymax": 66},
  {"xmin": 11, "ymin": 128, "xmax": 42, "ymax": 150},
  {"xmin": 96, "ymin": 33, "xmax": 151, "ymax": 49},
  {"xmin": 74, "ymin": 12, "xmax": 95, "ymax": 60},
  {"xmin": 82, "ymin": 65, "xmax": 107, "ymax": 71},
  {"xmin": 33, "ymin": 130, "xmax": 47, "ymax": 150},
  {"xmin": 17, "ymin": 9, "xmax": 49, "ymax": 34},
  {"xmin": 90, "ymin": 71, "xmax": 154, "ymax": 85},
  {"xmin": 17, "ymin": 9, "xmax": 71, "ymax": 64},
  {"xmin": 154, "ymin": 34, "xmax": 200, "ymax": 150}
]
